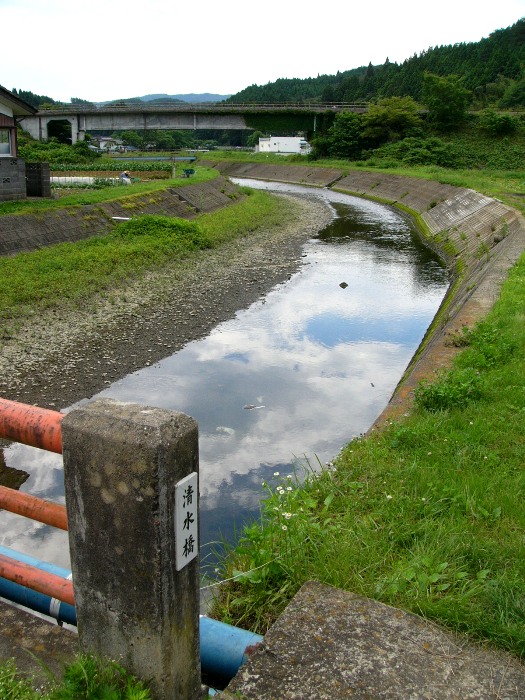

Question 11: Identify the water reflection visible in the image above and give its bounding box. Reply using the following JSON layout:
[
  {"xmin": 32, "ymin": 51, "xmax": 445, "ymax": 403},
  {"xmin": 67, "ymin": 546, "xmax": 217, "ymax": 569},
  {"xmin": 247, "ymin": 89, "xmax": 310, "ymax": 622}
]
[{"xmin": 0, "ymin": 181, "xmax": 449, "ymax": 571}]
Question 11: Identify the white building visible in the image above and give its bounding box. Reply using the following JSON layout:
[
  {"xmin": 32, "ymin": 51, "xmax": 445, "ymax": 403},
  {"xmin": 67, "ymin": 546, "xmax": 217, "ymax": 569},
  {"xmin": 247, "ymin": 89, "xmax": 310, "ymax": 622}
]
[{"xmin": 257, "ymin": 136, "xmax": 311, "ymax": 155}]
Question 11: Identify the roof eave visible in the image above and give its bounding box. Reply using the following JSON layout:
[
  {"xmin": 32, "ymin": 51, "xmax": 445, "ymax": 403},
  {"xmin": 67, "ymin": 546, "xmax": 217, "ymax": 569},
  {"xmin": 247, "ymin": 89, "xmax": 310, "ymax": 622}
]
[{"xmin": 0, "ymin": 85, "xmax": 38, "ymax": 116}]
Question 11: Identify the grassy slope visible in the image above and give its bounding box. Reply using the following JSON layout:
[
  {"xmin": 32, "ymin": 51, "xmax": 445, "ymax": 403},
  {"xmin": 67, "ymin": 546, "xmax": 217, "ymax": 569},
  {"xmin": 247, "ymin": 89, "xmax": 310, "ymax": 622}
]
[{"xmin": 0, "ymin": 178, "xmax": 294, "ymax": 333}]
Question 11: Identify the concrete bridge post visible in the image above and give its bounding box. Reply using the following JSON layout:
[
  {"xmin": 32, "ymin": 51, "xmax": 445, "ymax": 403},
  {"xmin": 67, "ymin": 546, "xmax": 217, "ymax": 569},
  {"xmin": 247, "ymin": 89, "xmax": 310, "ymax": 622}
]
[{"xmin": 61, "ymin": 398, "xmax": 201, "ymax": 699}]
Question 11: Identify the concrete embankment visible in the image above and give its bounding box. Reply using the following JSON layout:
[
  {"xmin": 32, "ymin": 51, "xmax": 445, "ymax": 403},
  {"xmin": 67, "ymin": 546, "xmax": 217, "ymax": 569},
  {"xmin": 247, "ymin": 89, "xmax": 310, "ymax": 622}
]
[{"xmin": 0, "ymin": 176, "xmax": 242, "ymax": 256}]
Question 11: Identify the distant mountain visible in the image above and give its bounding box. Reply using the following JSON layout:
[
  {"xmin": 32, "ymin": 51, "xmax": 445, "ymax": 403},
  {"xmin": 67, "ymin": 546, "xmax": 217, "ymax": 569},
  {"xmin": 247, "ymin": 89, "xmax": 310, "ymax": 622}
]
[{"xmin": 136, "ymin": 93, "xmax": 231, "ymax": 103}]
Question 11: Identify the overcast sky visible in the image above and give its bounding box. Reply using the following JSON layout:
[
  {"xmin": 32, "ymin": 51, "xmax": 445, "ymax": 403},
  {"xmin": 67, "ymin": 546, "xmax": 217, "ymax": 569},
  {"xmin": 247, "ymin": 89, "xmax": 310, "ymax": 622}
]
[{"xmin": 2, "ymin": 0, "xmax": 525, "ymax": 102}]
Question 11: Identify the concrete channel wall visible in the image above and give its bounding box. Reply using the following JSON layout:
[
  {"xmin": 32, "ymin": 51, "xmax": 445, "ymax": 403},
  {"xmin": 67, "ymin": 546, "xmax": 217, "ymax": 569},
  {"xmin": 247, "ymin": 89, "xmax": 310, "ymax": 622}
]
[{"xmin": 0, "ymin": 176, "xmax": 242, "ymax": 256}]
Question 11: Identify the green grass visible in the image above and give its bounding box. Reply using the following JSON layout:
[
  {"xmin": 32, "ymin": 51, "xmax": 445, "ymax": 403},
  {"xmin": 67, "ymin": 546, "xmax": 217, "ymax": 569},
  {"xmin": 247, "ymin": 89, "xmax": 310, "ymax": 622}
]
[
  {"xmin": 211, "ymin": 250, "xmax": 525, "ymax": 657},
  {"xmin": 0, "ymin": 655, "xmax": 151, "ymax": 699},
  {"xmin": 0, "ymin": 187, "xmax": 295, "ymax": 333},
  {"xmin": 0, "ymin": 167, "xmax": 217, "ymax": 217}
]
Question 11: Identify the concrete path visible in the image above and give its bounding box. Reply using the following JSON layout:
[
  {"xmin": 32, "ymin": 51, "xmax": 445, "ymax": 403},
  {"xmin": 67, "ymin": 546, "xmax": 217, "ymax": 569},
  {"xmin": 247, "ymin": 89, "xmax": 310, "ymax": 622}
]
[{"xmin": 0, "ymin": 600, "xmax": 77, "ymax": 683}]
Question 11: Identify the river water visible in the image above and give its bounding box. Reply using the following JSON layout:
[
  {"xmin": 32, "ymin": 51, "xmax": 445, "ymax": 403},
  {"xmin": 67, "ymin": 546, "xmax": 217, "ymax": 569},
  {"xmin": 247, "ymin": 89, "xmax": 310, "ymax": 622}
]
[{"xmin": 0, "ymin": 180, "xmax": 449, "ymax": 574}]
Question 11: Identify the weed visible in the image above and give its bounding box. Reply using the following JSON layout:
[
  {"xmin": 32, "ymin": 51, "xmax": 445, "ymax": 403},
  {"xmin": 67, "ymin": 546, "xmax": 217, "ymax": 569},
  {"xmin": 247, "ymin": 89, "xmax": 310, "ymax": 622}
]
[
  {"xmin": 0, "ymin": 655, "xmax": 151, "ymax": 699},
  {"xmin": 414, "ymin": 367, "xmax": 484, "ymax": 411},
  {"xmin": 445, "ymin": 325, "xmax": 472, "ymax": 347},
  {"xmin": 476, "ymin": 241, "xmax": 490, "ymax": 259},
  {"xmin": 0, "ymin": 659, "xmax": 38, "ymax": 699}
]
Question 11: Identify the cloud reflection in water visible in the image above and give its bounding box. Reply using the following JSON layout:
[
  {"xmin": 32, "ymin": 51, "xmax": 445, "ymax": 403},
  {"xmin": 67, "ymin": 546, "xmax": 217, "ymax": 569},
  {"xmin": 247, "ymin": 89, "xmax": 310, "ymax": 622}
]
[{"xmin": 1, "ymin": 183, "xmax": 449, "ymax": 568}]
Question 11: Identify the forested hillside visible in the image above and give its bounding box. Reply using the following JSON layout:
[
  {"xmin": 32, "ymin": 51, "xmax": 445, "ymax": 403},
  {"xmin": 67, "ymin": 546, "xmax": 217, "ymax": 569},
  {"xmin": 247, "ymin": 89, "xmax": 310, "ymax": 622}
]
[
  {"xmin": 227, "ymin": 19, "xmax": 525, "ymax": 107},
  {"xmin": 10, "ymin": 88, "xmax": 58, "ymax": 108}
]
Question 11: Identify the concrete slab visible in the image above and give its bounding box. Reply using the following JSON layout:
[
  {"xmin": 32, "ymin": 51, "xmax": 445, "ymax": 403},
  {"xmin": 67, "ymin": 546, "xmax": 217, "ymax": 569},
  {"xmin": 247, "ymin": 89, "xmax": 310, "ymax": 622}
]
[
  {"xmin": 224, "ymin": 581, "xmax": 525, "ymax": 699},
  {"xmin": 422, "ymin": 190, "xmax": 492, "ymax": 235},
  {"xmin": 0, "ymin": 600, "xmax": 77, "ymax": 684}
]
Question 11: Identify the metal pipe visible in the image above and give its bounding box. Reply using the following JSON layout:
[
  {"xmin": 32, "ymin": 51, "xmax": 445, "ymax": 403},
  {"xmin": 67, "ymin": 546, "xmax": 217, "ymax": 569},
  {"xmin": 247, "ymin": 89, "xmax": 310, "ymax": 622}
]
[
  {"xmin": 0, "ymin": 546, "xmax": 74, "ymax": 625},
  {"xmin": 0, "ymin": 548, "xmax": 263, "ymax": 683},
  {"xmin": 0, "ymin": 485, "xmax": 68, "ymax": 530},
  {"xmin": 0, "ymin": 553, "xmax": 74, "ymax": 606},
  {"xmin": 0, "ymin": 398, "xmax": 63, "ymax": 453}
]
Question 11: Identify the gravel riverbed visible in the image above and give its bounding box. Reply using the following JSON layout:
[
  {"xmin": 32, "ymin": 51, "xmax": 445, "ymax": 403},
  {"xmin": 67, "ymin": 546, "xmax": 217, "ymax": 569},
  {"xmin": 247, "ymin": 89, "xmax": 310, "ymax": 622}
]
[{"xmin": 0, "ymin": 194, "xmax": 333, "ymax": 413}]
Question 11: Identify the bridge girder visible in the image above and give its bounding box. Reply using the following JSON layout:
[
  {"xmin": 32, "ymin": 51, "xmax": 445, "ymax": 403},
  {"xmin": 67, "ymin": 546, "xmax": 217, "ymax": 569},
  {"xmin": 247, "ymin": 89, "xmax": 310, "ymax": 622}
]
[{"xmin": 18, "ymin": 103, "xmax": 369, "ymax": 142}]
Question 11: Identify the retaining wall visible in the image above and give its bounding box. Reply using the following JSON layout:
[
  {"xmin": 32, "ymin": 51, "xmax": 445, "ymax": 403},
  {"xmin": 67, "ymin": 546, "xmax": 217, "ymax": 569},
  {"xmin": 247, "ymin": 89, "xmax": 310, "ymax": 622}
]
[{"xmin": 0, "ymin": 176, "xmax": 242, "ymax": 256}]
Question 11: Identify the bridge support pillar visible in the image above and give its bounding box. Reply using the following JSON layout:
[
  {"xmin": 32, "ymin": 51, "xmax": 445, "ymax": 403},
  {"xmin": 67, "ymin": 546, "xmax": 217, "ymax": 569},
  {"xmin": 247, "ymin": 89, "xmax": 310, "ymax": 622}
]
[{"xmin": 61, "ymin": 398, "xmax": 201, "ymax": 700}]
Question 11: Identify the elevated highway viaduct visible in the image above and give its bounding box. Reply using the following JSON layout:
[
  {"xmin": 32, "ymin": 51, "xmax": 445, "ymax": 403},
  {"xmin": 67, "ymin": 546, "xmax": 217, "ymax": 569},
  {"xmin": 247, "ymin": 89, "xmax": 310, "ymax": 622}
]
[{"xmin": 18, "ymin": 102, "xmax": 369, "ymax": 143}]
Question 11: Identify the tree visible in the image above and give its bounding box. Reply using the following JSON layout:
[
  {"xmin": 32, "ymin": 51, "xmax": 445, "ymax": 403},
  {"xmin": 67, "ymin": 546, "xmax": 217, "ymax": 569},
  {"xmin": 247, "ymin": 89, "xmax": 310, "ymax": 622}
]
[
  {"xmin": 71, "ymin": 97, "xmax": 95, "ymax": 106},
  {"xmin": 499, "ymin": 76, "xmax": 525, "ymax": 107},
  {"xmin": 246, "ymin": 130, "xmax": 266, "ymax": 148},
  {"xmin": 121, "ymin": 130, "xmax": 144, "ymax": 148},
  {"xmin": 324, "ymin": 111, "xmax": 363, "ymax": 159},
  {"xmin": 72, "ymin": 140, "xmax": 100, "ymax": 159},
  {"xmin": 422, "ymin": 73, "xmax": 471, "ymax": 131},
  {"xmin": 361, "ymin": 96, "xmax": 422, "ymax": 146}
]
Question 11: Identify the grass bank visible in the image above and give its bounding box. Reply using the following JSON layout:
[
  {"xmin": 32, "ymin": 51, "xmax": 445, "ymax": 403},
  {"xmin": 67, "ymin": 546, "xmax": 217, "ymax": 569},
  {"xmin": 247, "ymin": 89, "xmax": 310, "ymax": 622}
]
[
  {"xmin": 0, "ymin": 185, "xmax": 294, "ymax": 332},
  {"xmin": 0, "ymin": 167, "xmax": 217, "ymax": 217},
  {"xmin": 210, "ymin": 160, "xmax": 525, "ymax": 659}
]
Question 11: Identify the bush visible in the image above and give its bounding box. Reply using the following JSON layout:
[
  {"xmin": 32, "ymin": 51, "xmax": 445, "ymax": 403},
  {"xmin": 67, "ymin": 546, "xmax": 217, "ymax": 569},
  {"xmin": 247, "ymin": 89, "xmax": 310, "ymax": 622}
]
[
  {"xmin": 368, "ymin": 137, "xmax": 461, "ymax": 168},
  {"xmin": 414, "ymin": 367, "xmax": 484, "ymax": 411},
  {"xmin": 477, "ymin": 110, "xmax": 517, "ymax": 136}
]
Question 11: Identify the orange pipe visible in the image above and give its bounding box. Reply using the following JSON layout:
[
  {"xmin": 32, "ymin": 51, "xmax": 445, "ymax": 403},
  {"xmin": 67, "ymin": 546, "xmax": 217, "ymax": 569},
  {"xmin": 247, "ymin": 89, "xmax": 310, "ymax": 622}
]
[
  {"xmin": 0, "ymin": 553, "xmax": 75, "ymax": 606},
  {"xmin": 0, "ymin": 485, "xmax": 68, "ymax": 530},
  {"xmin": 0, "ymin": 398, "xmax": 63, "ymax": 453}
]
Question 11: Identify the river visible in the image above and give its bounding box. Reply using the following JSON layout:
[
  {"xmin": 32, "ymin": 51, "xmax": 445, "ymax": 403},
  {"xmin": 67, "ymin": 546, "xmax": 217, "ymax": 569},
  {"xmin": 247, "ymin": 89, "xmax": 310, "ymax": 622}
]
[{"xmin": 0, "ymin": 180, "xmax": 449, "ymax": 575}]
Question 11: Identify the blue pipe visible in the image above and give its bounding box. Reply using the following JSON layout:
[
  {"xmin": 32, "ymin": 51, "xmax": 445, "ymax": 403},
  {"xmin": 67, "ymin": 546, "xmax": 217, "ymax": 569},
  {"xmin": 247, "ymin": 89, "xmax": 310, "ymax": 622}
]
[
  {"xmin": 200, "ymin": 615, "xmax": 263, "ymax": 683},
  {"xmin": 0, "ymin": 545, "xmax": 76, "ymax": 626},
  {"xmin": 0, "ymin": 546, "xmax": 263, "ymax": 684}
]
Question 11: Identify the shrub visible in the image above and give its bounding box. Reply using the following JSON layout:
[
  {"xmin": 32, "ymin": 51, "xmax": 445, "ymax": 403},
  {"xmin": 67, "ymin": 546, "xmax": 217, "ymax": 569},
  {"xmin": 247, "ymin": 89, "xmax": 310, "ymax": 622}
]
[
  {"xmin": 414, "ymin": 367, "xmax": 484, "ymax": 411},
  {"xmin": 113, "ymin": 215, "xmax": 212, "ymax": 253},
  {"xmin": 368, "ymin": 137, "xmax": 461, "ymax": 168},
  {"xmin": 477, "ymin": 110, "xmax": 517, "ymax": 136}
]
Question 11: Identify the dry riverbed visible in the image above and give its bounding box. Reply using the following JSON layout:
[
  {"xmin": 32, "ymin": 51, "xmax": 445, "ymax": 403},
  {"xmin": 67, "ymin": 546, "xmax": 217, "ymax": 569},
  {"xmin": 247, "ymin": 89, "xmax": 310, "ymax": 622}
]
[{"xmin": 0, "ymin": 194, "xmax": 333, "ymax": 414}]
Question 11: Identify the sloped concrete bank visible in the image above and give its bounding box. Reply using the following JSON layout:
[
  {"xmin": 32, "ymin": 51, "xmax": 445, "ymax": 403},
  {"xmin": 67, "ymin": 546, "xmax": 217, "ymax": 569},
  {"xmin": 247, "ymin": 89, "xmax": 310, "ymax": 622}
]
[
  {"xmin": 0, "ymin": 176, "xmax": 242, "ymax": 256},
  {"xmin": 205, "ymin": 161, "xmax": 525, "ymax": 422}
]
